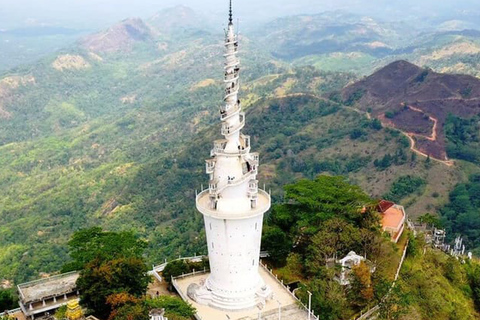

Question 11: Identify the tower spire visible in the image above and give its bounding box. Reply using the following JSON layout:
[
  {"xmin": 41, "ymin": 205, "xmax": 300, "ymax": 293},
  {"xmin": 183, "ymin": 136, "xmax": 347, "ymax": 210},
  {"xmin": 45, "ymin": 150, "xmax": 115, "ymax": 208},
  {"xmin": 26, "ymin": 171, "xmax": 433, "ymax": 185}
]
[{"xmin": 191, "ymin": 1, "xmax": 272, "ymax": 310}]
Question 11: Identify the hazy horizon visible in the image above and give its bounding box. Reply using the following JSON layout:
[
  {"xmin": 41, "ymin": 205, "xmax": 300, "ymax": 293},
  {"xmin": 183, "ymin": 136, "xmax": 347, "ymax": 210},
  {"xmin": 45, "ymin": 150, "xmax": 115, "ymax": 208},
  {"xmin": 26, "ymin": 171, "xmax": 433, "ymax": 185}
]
[{"xmin": 1, "ymin": 0, "xmax": 479, "ymax": 31}]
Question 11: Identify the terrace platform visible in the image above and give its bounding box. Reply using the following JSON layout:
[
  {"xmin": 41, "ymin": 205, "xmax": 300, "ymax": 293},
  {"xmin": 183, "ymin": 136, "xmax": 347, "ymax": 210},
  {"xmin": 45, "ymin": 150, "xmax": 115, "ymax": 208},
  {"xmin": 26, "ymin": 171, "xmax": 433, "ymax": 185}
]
[{"xmin": 173, "ymin": 264, "xmax": 314, "ymax": 320}]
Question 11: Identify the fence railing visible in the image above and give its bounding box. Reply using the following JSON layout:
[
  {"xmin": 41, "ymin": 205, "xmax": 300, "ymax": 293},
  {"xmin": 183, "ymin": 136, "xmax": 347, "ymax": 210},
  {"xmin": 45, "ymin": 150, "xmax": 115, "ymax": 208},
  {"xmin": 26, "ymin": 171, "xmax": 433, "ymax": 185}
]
[
  {"xmin": 171, "ymin": 277, "xmax": 205, "ymax": 320},
  {"xmin": 0, "ymin": 308, "xmax": 22, "ymax": 317},
  {"xmin": 259, "ymin": 261, "xmax": 319, "ymax": 320},
  {"xmin": 148, "ymin": 255, "xmax": 206, "ymax": 282}
]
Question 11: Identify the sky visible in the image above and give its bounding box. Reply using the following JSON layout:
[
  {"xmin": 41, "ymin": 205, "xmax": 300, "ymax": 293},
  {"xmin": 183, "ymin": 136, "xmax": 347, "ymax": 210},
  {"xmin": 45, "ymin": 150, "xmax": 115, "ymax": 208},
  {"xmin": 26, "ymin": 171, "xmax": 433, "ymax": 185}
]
[{"xmin": 0, "ymin": 0, "xmax": 479, "ymax": 30}]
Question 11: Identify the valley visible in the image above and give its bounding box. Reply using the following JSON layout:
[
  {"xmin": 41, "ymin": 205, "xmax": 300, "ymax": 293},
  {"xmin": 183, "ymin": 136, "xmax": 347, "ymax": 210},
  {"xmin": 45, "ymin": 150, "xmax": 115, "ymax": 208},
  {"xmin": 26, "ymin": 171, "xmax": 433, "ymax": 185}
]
[{"xmin": 0, "ymin": 5, "xmax": 479, "ymax": 293}]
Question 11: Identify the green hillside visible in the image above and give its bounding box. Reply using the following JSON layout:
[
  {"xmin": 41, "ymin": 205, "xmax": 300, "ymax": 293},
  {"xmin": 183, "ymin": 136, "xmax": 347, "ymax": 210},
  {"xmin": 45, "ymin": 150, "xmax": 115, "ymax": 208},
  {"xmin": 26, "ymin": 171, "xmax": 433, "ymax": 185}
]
[{"xmin": 1, "ymin": 8, "xmax": 480, "ymax": 287}]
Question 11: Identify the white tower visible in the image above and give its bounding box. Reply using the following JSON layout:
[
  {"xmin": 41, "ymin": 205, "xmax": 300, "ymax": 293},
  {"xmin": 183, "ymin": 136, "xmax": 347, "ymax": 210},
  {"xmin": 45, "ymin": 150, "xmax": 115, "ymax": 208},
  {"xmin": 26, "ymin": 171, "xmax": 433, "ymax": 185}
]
[{"xmin": 189, "ymin": 0, "xmax": 272, "ymax": 311}]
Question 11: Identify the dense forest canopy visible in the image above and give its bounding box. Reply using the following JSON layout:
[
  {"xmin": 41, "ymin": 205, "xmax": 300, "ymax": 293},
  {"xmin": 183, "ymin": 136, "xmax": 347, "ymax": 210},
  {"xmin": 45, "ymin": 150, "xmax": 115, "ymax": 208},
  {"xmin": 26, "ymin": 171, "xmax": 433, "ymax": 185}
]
[
  {"xmin": 262, "ymin": 175, "xmax": 480, "ymax": 320},
  {"xmin": 63, "ymin": 228, "xmax": 195, "ymax": 320},
  {"xmin": 441, "ymin": 174, "xmax": 480, "ymax": 254},
  {"xmin": 1, "ymin": 4, "xmax": 480, "ymax": 299},
  {"xmin": 262, "ymin": 175, "xmax": 400, "ymax": 319}
]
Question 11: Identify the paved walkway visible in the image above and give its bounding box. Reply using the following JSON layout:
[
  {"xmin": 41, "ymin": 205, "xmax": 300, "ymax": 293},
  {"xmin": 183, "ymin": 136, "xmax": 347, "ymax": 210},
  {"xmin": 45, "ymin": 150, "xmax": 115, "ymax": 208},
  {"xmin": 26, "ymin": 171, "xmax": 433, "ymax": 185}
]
[{"xmin": 175, "ymin": 267, "xmax": 310, "ymax": 320}]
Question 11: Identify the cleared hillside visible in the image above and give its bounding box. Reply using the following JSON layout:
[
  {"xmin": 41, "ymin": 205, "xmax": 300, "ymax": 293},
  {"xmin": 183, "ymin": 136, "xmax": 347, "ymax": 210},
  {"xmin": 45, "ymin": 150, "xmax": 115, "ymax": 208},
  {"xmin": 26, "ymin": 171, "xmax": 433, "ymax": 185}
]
[{"xmin": 342, "ymin": 60, "xmax": 480, "ymax": 160}]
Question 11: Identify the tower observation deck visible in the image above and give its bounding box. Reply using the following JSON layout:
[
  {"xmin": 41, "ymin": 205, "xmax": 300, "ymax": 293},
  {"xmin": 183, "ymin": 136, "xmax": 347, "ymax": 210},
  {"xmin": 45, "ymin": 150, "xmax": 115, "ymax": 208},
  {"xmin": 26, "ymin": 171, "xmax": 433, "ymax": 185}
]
[{"xmin": 190, "ymin": 0, "xmax": 272, "ymax": 311}]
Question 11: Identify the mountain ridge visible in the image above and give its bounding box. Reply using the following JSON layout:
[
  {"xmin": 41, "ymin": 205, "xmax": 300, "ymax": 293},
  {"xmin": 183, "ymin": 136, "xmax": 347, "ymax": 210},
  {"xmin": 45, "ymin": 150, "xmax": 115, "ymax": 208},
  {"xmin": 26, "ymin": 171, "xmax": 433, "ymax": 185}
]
[{"xmin": 79, "ymin": 18, "xmax": 154, "ymax": 53}]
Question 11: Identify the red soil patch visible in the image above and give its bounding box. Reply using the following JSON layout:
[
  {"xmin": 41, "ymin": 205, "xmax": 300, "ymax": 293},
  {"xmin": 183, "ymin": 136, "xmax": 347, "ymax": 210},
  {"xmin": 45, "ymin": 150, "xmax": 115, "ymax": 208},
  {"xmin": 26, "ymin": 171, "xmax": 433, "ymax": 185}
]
[{"xmin": 342, "ymin": 60, "xmax": 480, "ymax": 162}]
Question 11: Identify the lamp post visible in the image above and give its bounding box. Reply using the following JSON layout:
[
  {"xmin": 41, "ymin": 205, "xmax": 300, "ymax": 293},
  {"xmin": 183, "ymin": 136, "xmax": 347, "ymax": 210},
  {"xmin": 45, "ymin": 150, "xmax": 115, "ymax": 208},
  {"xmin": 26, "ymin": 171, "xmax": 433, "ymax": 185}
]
[
  {"xmin": 276, "ymin": 299, "xmax": 282, "ymax": 320},
  {"xmin": 307, "ymin": 290, "xmax": 312, "ymax": 320}
]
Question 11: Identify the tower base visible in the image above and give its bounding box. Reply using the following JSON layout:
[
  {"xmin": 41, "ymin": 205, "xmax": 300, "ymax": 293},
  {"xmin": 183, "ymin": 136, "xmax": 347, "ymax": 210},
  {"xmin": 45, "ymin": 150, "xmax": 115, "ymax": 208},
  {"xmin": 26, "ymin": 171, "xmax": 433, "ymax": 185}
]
[
  {"xmin": 187, "ymin": 277, "xmax": 273, "ymax": 311},
  {"xmin": 173, "ymin": 266, "xmax": 310, "ymax": 320}
]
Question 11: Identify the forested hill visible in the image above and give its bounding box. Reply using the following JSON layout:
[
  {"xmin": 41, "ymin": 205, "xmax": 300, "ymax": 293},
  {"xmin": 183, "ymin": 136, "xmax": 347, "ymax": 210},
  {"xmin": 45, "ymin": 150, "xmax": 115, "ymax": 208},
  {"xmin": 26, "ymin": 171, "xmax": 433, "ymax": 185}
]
[{"xmin": 1, "ymin": 6, "xmax": 480, "ymax": 286}]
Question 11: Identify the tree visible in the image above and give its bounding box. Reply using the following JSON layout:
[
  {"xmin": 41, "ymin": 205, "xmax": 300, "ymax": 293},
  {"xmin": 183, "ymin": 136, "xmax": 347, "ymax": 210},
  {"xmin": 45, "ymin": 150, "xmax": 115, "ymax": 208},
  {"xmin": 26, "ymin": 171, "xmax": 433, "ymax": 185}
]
[
  {"xmin": 465, "ymin": 262, "xmax": 480, "ymax": 311},
  {"xmin": 350, "ymin": 128, "xmax": 366, "ymax": 140},
  {"xmin": 65, "ymin": 228, "xmax": 151, "ymax": 318},
  {"xmin": 306, "ymin": 218, "xmax": 361, "ymax": 275},
  {"xmin": 350, "ymin": 261, "xmax": 374, "ymax": 307},
  {"xmin": 78, "ymin": 257, "xmax": 150, "ymax": 318},
  {"xmin": 425, "ymin": 155, "xmax": 432, "ymax": 169},
  {"xmin": 107, "ymin": 293, "xmax": 145, "ymax": 320},
  {"xmin": 411, "ymin": 152, "xmax": 417, "ymax": 163},
  {"xmin": 264, "ymin": 175, "xmax": 397, "ymax": 317},
  {"xmin": 0, "ymin": 289, "xmax": 17, "ymax": 312},
  {"xmin": 145, "ymin": 296, "xmax": 196, "ymax": 319},
  {"xmin": 301, "ymin": 277, "xmax": 352, "ymax": 320},
  {"xmin": 284, "ymin": 253, "xmax": 304, "ymax": 280},
  {"xmin": 378, "ymin": 284, "xmax": 410, "ymax": 320},
  {"xmin": 162, "ymin": 260, "xmax": 190, "ymax": 285},
  {"xmin": 63, "ymin": 227, "xmax": 147, "ymax": 272},
  {"xmin": 54, "ymin": 305, "xmax": 67, "ymax": 320},
  {"xmin": 370, "ymin": 119, "xmax": 383, "ymax": 130},
  {"xmin": 107, "ymin": 294, "xmax": 195, "ymax": 320},
  {"xmin": 418, "ymin": 213, "xmax": 441, "ymax": 228},
  {"xmin": 279, "ymin": 175, "xmax": 373, "ymax": 229},
  {"xmin": 261, "ymin": 225, "xmax": 292, "ymax": 266}
]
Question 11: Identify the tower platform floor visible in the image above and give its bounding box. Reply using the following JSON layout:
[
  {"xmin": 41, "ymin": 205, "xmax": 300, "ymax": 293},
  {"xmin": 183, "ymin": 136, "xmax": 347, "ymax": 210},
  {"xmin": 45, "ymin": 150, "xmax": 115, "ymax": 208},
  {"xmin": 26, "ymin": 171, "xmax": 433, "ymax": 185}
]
[{"xmin": 174, "ymin": 266, "xmax": 310, "ymax": 320}]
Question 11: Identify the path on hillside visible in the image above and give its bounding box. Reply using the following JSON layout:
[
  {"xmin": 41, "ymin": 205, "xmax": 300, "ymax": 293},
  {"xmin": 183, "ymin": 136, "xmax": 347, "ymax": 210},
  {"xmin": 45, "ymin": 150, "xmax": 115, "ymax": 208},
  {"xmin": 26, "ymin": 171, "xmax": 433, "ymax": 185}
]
[
  {"xmin": 401, "ymin": 132, "xmax": 454, "ymax": 166},
  {"xmin": 273, "ymin": 93, "xmax": 454, "ymax": 166},
  {"xmin": 406, "ymin": 105, "xmax": 437, "ymax": 141},
  {"xmin": 347, "ymin": 106, "xmax": 372, "ymax": 119},
  {"xmin": 392, "ymin": 105, "xmax": 454, "ymax": 166},
  {"xmin": 354, "ymin": 104, "xmax": 454, "ymax": 167},
  {"xmin": 415, "ymin": 97, "xmax": 480, "ymax": 103},
  {"xmin": 275, "ymin": 92, "xmax": 325, "ymax": 101}
]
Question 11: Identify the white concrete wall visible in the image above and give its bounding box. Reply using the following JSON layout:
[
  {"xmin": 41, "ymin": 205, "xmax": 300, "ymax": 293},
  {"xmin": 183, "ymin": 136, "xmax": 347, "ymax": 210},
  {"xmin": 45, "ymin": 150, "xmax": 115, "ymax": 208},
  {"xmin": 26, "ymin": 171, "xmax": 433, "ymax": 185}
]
[{"xmin": 204, "ymin": 213, "xmax": 264, "ymax": 298}]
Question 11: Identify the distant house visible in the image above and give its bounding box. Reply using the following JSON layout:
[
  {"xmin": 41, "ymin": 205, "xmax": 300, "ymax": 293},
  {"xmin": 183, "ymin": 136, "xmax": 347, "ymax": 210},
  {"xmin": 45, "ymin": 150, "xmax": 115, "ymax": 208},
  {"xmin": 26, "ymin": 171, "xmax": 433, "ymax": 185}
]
[{"xmin": 377, "ymin": 200, "xmax": 406, "ymax": 243}]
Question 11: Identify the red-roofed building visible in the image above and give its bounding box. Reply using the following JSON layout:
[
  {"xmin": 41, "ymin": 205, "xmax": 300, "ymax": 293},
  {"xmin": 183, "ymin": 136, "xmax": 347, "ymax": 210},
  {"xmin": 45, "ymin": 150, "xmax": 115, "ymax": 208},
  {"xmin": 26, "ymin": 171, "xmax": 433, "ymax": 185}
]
[{"xmin": 377, "ymin": 200, "xmax": 406, "ymax": 243}]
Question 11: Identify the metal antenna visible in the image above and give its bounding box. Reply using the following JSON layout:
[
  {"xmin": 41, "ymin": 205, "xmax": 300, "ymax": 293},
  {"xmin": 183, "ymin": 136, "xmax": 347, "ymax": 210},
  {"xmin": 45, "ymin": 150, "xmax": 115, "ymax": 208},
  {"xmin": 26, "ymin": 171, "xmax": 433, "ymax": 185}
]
[{"xmin": 229, "ymin": 0, "xmax": 233, "ymax": 24}]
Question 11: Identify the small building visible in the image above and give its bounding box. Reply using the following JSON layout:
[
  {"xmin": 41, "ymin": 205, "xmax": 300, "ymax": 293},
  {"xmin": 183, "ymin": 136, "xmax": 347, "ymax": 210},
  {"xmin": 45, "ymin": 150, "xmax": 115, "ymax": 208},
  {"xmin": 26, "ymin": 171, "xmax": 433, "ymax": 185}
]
[
  {"xmin": 17, "ymin": 271, "xmax": 80, "ymax": 319},
  {"xmin": 377, "ymin": 200, "xmax": 406, "ymax": 243},
  {"xmin": 336, "ymin": 251, "xmax": 365, "ymax": 286},
  {"xmin": 433, "ymin": 228, "xmax": 446, "ymax": 249},
  {"xmin": 149, "ymin": 308, "xmax": 168, "ymax": 320}
]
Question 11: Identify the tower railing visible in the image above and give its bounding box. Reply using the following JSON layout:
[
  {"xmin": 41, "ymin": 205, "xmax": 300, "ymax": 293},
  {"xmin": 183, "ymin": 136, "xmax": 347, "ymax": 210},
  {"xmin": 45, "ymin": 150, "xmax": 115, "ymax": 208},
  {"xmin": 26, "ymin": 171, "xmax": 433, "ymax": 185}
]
[
  {"xmin": 224, "ymin": 58, "xmax": 240, "ymax": 68},
  {"xmin": 221, "ymin": 113, "xmax": 245, "ymax": 136},
  {"xmin": 223, "ymin": 47, "xmax": 238, "ymax": 57},
  {"xmin": 205, "ymin": 159, "xmax": 215, "ymax": 174},
  {"xmin": 196, "ymin": 188, "xmax": 271, "ymax": 219},
  {"xmin": 206, "ymin": 168, "xmax": 257, "ymax": 202},
  {"xmin": 209, "ymin": 181, "xmax": 218, "ymax": 195},
  {"xmin": 225, "ymin": 38, "xmax": 238, "ymax": 46},
  {"xmin": 243, "ymin": 152, "xmax": 259, "ymax": 167},
  {"xmin": 240, "ymin": 134, "xmax": 250, "ymax": 150},
  {"xmin": 210, "ymin": 140, "xmax": 227, "ymax": 156},
  {"xmin": 224, "ymin": 70, "xmax": 240, "ymax": 82},
  {"xmin": 220, "ymin": 102, "xmax": 240, "ymax": 121},
  {"xmin": 224, "ymin": 86, "xmax": 239, "ymax": 100}
]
